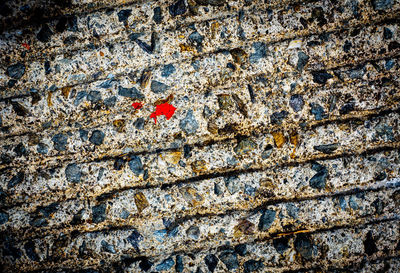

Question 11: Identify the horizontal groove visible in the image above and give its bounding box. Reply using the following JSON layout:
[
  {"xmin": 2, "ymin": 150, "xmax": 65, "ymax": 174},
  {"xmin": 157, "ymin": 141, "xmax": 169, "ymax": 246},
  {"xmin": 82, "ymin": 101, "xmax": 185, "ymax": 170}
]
[
  {"xmin": 2, "ymin": 14, "xmax": 399, "ymax": 101},
  {"xmin": 10, "ymin": 175, "xmax": 399, "ymax": 243},
  {"xmin": 17, "ymin": 216, "xmax": 400, "ymax": 273}
]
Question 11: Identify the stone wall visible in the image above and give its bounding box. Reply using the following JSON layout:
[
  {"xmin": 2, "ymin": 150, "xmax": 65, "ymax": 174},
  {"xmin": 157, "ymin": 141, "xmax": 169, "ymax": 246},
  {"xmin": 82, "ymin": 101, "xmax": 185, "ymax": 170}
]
[{"xmin": 0, "ymin": 0, "xmax": 399, "ymax": 272}]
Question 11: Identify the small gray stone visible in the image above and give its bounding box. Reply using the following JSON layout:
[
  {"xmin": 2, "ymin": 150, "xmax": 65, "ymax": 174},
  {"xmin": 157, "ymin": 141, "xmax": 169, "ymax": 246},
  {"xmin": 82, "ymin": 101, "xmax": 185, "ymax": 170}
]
[
  {"xmin": 104, "ymin": 96, "xmax": 117, "ymax": 107},
  {"xmin": 151, "ymin": 80, "xmax": 169, "ymax": 94},
  {"xmin": 289, "ymin": 94, "xmax": 304, "ymax": 112},
  {"xmin": 162, "ymin": 64, "xmax": 176, "ymax": 77},
  {"xmin": 89, "ymin": 130, "xmax": 105, "ymax": 145},
  {"xmin": 52, "ymin": 133, "xmax": 68, "ymax": 151},
  {"xmin": 249, "ymin": 42, "xmax": 267, "ymax": 63},
  {"xmin": 7, "ymin": 62, "xmax": 25, "ymax": 79},
  {"xmin": 297, "ymin": 51, "xmax": 309, "ymax": 71},
  {"xmin": 0, "ymin": 212, "xmax": 9, "ymax": 225},
  {"xmin": 258, "ymin": 209, "xmax": 276, "ymax": 231},
  {"xmin": 294, "ymin": 234, "xmax": 313, "ymax": 260},
  {"xmin": 286, "ymin": 203, "xmax": 299, "ymax": 219},
  {"xmin": 219, "ymin": 251, "xmax": 238, "ymax": 270},
  {"xmin": 79, "ymin": 129, "xmax": 89, "ymax": 141},
  {"xmin": 224, "ymin": 176, "xmax": 240, "ymax": 194},
  {"xmin": 244, "ymin": 259, "xmax": 264, "ymax": 273},
  {"xmin": 74, "ymin": 91, "xmax": 87, "ymax": 106},
  {"xmin": 133, "ymin": 118, "xmax": 145, "ymax": 130},
  {"xmin": 371, "ymin": 0, "xmax": 393, "ymax": 10},
  {"xmin": 87, "ymin": 90, "xmax": 102, "ymax": 103},
  {"xmin": 128, "ymin": 156, "xmax": 144, "ymax": 175},
  {"xmin": 117, "ymin": 9, "xmax": 132, "ymax": 22},
  {"xmin": 204, "ymin": 254, "xmax": 218, "ymax": 273},
  {"xmin": 8, "ymin": 172, "xmax": 24, "ymax": 188},
  {"xmin": 186, "ymin": 225, "xmax": 200, "ymax": 240},
  {"xmin": 65, "ymin": 163, "xmax": 82, "ymax": 183},
  {"xmin": 37, "ymin": 143, "xmax": 48, "ymax": 154},
  {"xmin": 309, "ymin": 165, "xmax": 328, "ymax": 189},
  {"xmin": 118, "ymin": 86, "xmax": 144, "ymax": 99},
  {"xmin": 101, "ymin": 240, "xmax": 116, "ymax": 253},
  {"xmin": 179, "ymin": 110, "xmax": 199, "ymax": 134},
  {"xmin": 314, "ymin": 143, "xmax": 339, "ymax": 154},
  {"xmin": 92, "ymin": 203, "xmax": 107, "ymax": 223}
]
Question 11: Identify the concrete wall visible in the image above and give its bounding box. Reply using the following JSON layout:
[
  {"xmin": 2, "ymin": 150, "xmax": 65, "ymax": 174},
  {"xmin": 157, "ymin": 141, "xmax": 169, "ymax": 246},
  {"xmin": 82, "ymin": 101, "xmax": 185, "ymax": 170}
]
[{"xmin": 0, "ymin": 0, "xmax": 399, "ymax": 272}]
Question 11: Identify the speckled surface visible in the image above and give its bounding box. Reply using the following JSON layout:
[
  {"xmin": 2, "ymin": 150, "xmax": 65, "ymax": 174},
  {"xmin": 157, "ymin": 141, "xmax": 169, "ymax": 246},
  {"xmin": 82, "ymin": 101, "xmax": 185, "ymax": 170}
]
[{"xmin": 0, "ymin": 0, "xmax": 400, "ymax": 272}]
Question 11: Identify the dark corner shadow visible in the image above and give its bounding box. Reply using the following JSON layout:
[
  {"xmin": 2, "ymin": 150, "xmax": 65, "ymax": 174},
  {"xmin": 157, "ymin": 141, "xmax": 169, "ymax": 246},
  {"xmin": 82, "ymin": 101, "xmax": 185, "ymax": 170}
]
[{"xmin": 0, "ymin": 0, "xmax": 73, "ymax": 34}]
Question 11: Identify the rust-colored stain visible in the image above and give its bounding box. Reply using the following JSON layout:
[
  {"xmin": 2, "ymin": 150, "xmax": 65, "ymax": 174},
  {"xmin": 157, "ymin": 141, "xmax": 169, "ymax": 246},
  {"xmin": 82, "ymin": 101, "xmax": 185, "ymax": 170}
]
[
  {"xmin": 21, "ymin": 43, "xmax": 30, "ymax": 50},
  {"xmin": 272, "ymin": 131, "xmax": 285, "ymax": 148},
  {"xmin": 61, "ymin": 86, "xmax": 72, "ymax": 99},
  {"xmin": 150, "ymin": 103, "xmax": 176, "ymax": 124}
]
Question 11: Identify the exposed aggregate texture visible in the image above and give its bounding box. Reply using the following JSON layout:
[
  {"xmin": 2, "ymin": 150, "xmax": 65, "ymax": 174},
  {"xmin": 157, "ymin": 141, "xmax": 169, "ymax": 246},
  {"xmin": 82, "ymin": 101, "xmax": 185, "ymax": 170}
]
[{"xmin": 0, "ymin": 0, "xmax": 400, "ymax": 272}]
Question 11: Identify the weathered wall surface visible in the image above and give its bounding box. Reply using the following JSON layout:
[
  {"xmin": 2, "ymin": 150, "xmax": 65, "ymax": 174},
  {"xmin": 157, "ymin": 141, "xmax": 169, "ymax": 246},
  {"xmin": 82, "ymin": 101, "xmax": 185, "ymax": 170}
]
[{"xmin": 0, "ymin": 0, "xmax": 399, "ymax": 272}]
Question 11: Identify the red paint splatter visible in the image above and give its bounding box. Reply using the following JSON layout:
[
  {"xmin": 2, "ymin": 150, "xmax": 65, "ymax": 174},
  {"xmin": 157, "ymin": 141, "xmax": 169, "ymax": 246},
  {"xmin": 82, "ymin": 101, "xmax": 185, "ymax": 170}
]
[
  {"xmin": 21, "ymin": 43, "xmax": 30, "ymax": 50},
  {"xmin": 132, "ymin": 102, "xmax": 143, "ymax": 109},
  {"xmin": 150, "ymin": 103, "xmax": 176, "ymax": 124}
]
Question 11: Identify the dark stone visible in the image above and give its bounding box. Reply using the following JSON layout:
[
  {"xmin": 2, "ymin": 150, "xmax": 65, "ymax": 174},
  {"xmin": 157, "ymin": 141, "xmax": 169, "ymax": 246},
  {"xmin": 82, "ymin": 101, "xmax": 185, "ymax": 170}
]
[
  {"xmin": 128, "ymin": 156, "xmax": 144, "ymax": 176},
  {"xmin": 118, "ymin": 86, "xmax": 145, "ymax": 99},
  {"xmin": 14, "ymin": 142, "xmax": 28, "ymax": 157},
  {"xmin": 258, "ymin": 209, "xmax": 276, "ymax": 231},
  {"xmin": 312, "ymin": 71, "xmax": 333, "ymax": 84},
  {"xmin": 297, "ymin": 51, "xmax": 309, "ymax": 71},
  {"xmin": 235, "ymin": 244, "xmax": 247, "ymax": 256},
  {"xmin": 314, "ymin": 143, "xmax": 339, "ymax": 154},
  {"xmin": 214, "ymin": 182, "xmax": 223, "ymax": 195},
  {"xmin": 385, "ymin": 59, "xmax": 395, "ymax": 70},
  {"xmin": 11, "ymin": 102, "xmax": 28, "ymax": 116},
  {"xmin": 87, "ymin": 90, "xmax": 102, "ymax": 103},
  {"xmin": 286, "ymin": 203, "xmax": 299, "ymax": 219},
  {"xmin": 79, "ymin": 129, "xmax": 89, "ymax": 141},
  {"xmin": 153, "ymin": 7, "xmax": 162, "ymax": 24},
  {"xmin": 134, "ymin": 118, "xmax": 145, "ymax": 130},
  {"xmin": 8, "ymin": 79, "xmax": 17, "ymax": 87},
  {"xmin": 388, "ymin": 41, "xmax": 400, "ymax": 51},
  {"xmin": 8, "ymin": 172, "xmax": 24, "ymax": 188},
  {"xmin": 134, "ymin": 39, "xmax": 153, "ymax": 54},
  {"xmin": 156, "ymin": 257, "xmax": 175, "ymax": 271},
  {"xmin": 273, "ymin": 237, "xmax": 289, "ymax": 254},
  {"xmin": 7, "ymin": 62, "xmax": 25, "ymax": 79},
  {"xmin": 204, "ymin": 254, "xmax": 219, "ymax": 272},
  {"xmin": 139, "ymin": 257, "xmax": 153, "ymax": 271},
  {"xmin": 270, "ymin": 110, "xmax": 289, "ymax": 125},
  {"xmin": 188, "ymin": 31, "xmax": 204, "ymax": 51},
  {"xmin": 30, "ymin": 217, "xmax": 48, "ymax": 227},
  {"xmin": 71, "ymin": 209, "xmax": 84, "ymax": 225},
  {"xmin": 44, "ymin": 61, "xmax": 51, "ymax": 75},
  {"xmin": 52, "ymin": 133, "xmax": 68, "ymax": 151},
  {"xmin": 309, "ymin": 164, "xmax": 328, "ymax": 189},
  {"xmin": 101, "ymin": 240, "xmax": 116, "ymax": 253},
  {"xmin": 127, "ymin": 229, "xmax": 143, "ymax": 251},
  {"xmin": 243, "ymin": 260, "xmax": 264, "ymax": 273},
  {"xmin": 162, "ymin": 64, "xmax": 176, "ymax": 77},
  {"xmin": 195, "ymin": 0, "xmax": 226, "ymax": 6},
  {"xmin": 3, "ymin": 241, "xmax": 22, "ymax": 260},
  {"xmin": 92, "ymin": 203, "xmax": 107, "ymax": 223},
  {"xmin": 339, "ymin": 102, "xmax": 355, "ymax": 115},
  {"xmin": 65, "ymin": 163, "xmax": 82, "ymax": 183},
  {"xmin": 37, "ymin": 24, "xmax": 53, "ymax": 43},
  {"xmin": 383, "ymin": 27, "xmax": 393, "ymax": 39},
  {"xmin": 364, "ymin": 230, "xmax": 378, "ymax": 255},
  {"xmin": 310, "ymin": 103, "xmax": 327, "ymax": 120},
  {"xmin": 183, "ymin": 144, "xmax": 192, "ymax": 158},
  {"xmin": 117, "ymin": 9, "xmax": 132, "ymax": 22},
  {"xmin": 89, "ymin": 130, "xmax": 105, "ymax": 145},
  {"xmin": 175, "ymin": 255, "xmax": 184, "ymax": 272},
  {"xmin": 104, "ymin": 96, "xmax": 117, "ymax": 107},
  {"xmin": 114, "ymin": 158, "xmax": 125, "ymax": 170},
  {"xmin": 249, "ymin": 42, "xmax": 267, "ymax": 63},
  {"xmin": 343, "ymin": 40, "xmax": 352, "ymax": 52},
  {"xmin": 371, "ymin": 0, "xmax": 393, "ymax": 10},
  {"xmin": 294, "ymin": 234, "xmax": 313, "ymax": 260},
  {"xmin": 169, "ymin": 0, "xmax": 187, "ymax": 17},
  {"xmin": 150, "ymin": 80, "xmax": 169, "ymax": 94},
  {"xmin": 219, "ymin": 251, "xmax": 238, "ymax": 270},
  {"xmin": 180, "ymin": 110, "xmax": 199, "ymax": 134},
  {"xmin": 74, "ymin": 91, "xmax": 88, "ymax": 106},
  {"xmin": 0, "ymin": 212, "xmax": 9, "ymax": 225},
  {"xmin": 39, "ymin": 202, "xmax": 59, "ymax": 218},
  {"xmin": 99, "ymin": 79, "xmax": 116, "ymax": 88},
  {"xmin": 372, "ymin": 198, "xmax": 384, "ymax": 215},
  {"xmin": 289, "ymin": 94, "xmax": 304, "ymax": 112},
  {"xmin": 24, "ymin": 241, "xmax": 39, "ymax": 261}
]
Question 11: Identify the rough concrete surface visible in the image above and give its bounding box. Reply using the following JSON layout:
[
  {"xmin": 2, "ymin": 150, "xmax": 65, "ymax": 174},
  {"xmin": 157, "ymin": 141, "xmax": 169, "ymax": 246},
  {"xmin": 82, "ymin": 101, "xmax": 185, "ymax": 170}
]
[{"xmin": 0, "ymin": 0, "xmax": 400, "ymax": 272}]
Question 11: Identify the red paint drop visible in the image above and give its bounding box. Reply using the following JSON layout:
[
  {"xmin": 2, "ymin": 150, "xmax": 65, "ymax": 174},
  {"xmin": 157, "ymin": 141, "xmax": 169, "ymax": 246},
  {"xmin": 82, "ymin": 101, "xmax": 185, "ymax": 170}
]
[
  {"xmin": 132, "ymin": 102, "xmax": 143, "ymax": 109},
  {"xmin": 21, "ymin": 43, "xmax": 30, "ymax": 50},
  {"xmin": 150, "ymin": 103, "xmax": 177, "ymax": 124}
]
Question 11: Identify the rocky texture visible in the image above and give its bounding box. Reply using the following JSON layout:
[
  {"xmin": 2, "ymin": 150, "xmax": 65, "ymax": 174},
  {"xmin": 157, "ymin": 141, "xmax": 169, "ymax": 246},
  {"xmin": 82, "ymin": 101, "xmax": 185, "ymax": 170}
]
[{"xmin": 0, "ymin": 0, "xmax": 400, "ymax": 272}]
